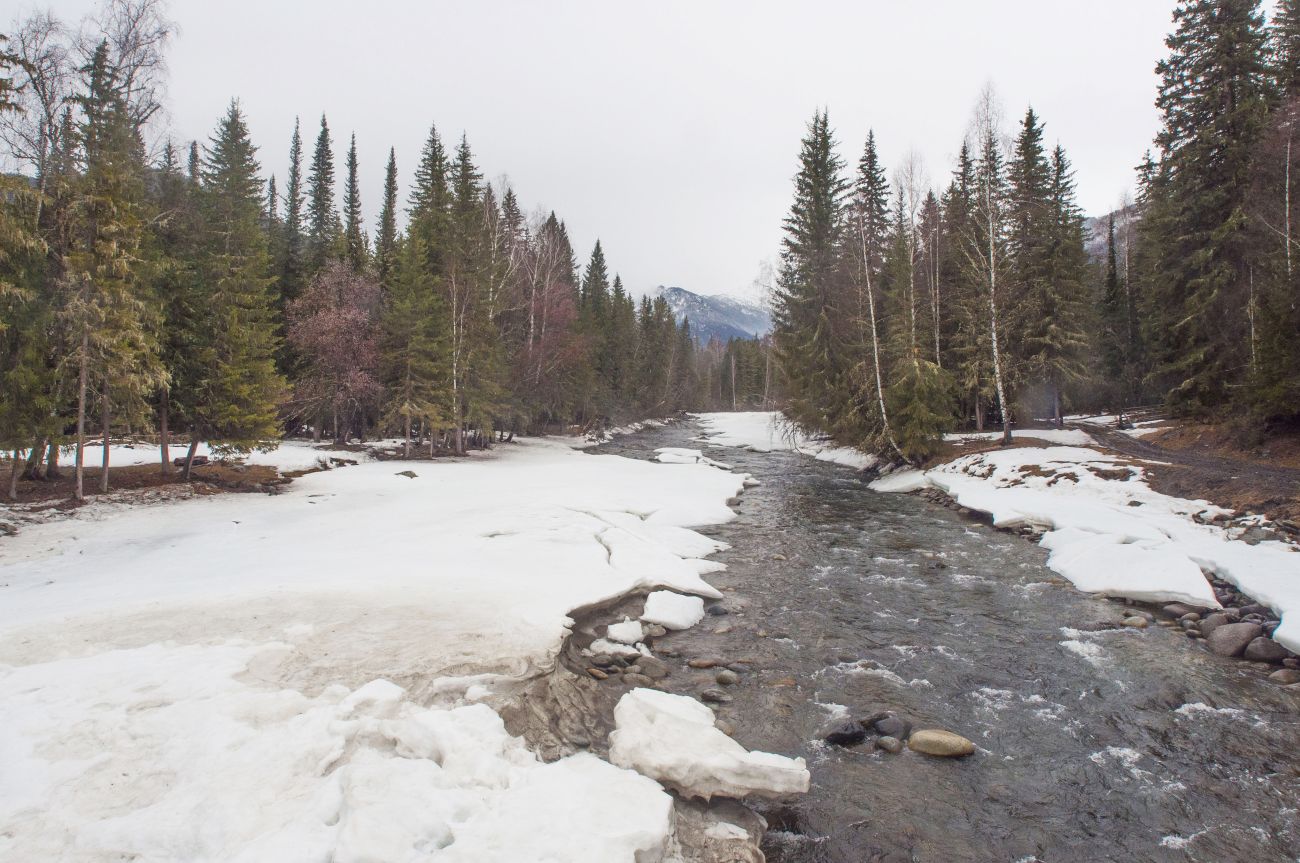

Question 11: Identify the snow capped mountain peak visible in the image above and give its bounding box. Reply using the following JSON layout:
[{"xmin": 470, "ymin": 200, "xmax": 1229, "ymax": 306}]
[{"xmin": 652, "ymin": 286, "xmax": 771, "ymax": 343}]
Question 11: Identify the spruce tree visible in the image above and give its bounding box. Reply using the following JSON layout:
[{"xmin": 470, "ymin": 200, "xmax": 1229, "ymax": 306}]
[
  {"xmin": 1142, "ymin": 0, "xmax": 1272, "ymax": 414},
  {"xmin": 279, "ymin": 118, "xmax": 305, "ymax": 307},
  {"xmin": 343, "ymin": 132, "xmax": 365, "ymax": 270},
  {"xmin": 382, "ymin": 234, "xmax": 450, "ymax": 456},
  {"xmin": 306, "ymin": 114, "xmax": 339, "ymax": 271},
  {"xmin": 376, "ymin": 147, "xmax": 399, "ymax": 284},
  {"xmin": 185, "ymin": 100, "xmax": 285, "ymax": 469},
  {"xmin": 773, "ymin": 109, "xmax": 848, "ymax": 436}
]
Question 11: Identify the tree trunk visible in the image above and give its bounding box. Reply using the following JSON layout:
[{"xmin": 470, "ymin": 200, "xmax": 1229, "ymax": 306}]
[
  {"xmin": 182, "ymin": 435, "xmax": 200, "ymax": 481},
  {"xmin": 313, "ymin": 410, "xmax": 323, "ymax": 443},
  {"xmin": 1052, "ymin": 385, "xmax": 1062, "ymax": 428},
  {"xmin": 454, "ymin": 425, "xmax": 464, "ymax": 456},
  {"xmin": 100, "ymin": 388, "xmax": 111, "ymax": 494},
  {"xmin": 46, "ymin": 441, "xmax": 61, "ymax": 480},
  {"xmin": 22, "ymin": 436, "xmax": 45, "ymax": 481},
  {"xmin": 403, "ymin": 414, "xmax": 411, "ymax": 459},
  {"xmin": 74, "ymin": 332, "xmax": 88, "ymax": 502},
  {"xmin": 159, "ymin": 387, "xmax": 172, "ymax": 474},
  {"xmin": 975, "ymin": 397, "xmax": 985, "ymax": 432},
  {"xmin": 8, "ymin": 448, "xmax": 20, "ymax": 501}
]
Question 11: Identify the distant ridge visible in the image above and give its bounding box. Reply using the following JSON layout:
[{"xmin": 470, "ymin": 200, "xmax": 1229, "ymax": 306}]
[{"xmin": 654, "ymin": 286, "xmax": 772, "ymax": 344}]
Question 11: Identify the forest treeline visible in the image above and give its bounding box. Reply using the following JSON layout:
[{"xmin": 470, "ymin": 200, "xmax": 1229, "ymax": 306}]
[
  {"xmin": 0, "ymin": 1, "xmax": 753, "ymax": 501},
  {"xmin": 772, "ymin": 0, "xmax": 1300, "ymax": 463}
]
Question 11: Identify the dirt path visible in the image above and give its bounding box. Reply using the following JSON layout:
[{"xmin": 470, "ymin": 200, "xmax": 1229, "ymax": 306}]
[{"xmin": 1079, "ymin": 424, "xmax": 1300, "ymax": 527}]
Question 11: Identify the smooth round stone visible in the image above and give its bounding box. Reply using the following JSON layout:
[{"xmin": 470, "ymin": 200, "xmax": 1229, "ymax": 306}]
[
  {"xmin": 908, "ymin": 729, "xmax": 976, "ymax": 758},
  {"xmin": 875, "ymin": 736, "xmax": 904, "ymax": 754},
  {"xmin": 1121, "ymin": 616, "xmax": 1149, "ymax": 629},
  {"xmin": 715, "ymin": 669, "xmax": 740, "ymax": 685}
]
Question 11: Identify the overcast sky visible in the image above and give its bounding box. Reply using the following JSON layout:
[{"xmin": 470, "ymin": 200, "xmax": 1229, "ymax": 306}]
[{"xmin": 36, "ymin": 1, "xmax": 1204, "ymax": 300}]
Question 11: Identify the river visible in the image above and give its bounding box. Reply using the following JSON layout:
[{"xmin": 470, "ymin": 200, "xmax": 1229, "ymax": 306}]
[{"xmin": 593, "ymin": 421, "xmax": 1300, "ymax": 863}]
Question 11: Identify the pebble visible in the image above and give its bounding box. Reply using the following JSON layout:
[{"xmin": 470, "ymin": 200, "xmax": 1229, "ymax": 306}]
[
  {"xmin": 907, "ymin": 729, "xmax": 976, "ymax": 758},
  {"xmin": 1268, "ymin": 668, "xmax": 1300, "ymax": 685},
  {"xmin": 715, "ymin": 719, "xmax": 736, "ymax": 736},
  {"xmin": 1163, "ymin": 602, "xmax": 1203, "ymax": 618},
  {"xmin": 715, "ymin": 669, "xmax": 739, "ymax": 685},
  {"xmin": 1121, "ymin": 616, "xmax": 1149, "ymax": 629},
  {"xmin": 644, "ymin": 624, "xmax": 668, "ymax": 638},
  {"xmin": 773, "ymin": 554, "xmax": 787, "ymax": 561},
  {"xmin": 623, "ymin": 673, "xmax": 655, "ymax": 687},
  {"xmin": 873, "ymin": 715, "xmax": 912, "ymax": 739},
  {"xmin": 706, "ymin": 604, "xmax": 729, "ymax": 617},
  {"xmin": 714, "ymin": 625, "xmax": 734, "ymax": 635},
  {"xmin": 637, "ymin": 656, "xmax": 671, "ymax": 680},
  {"xmin": 1243, "ymin": 637, "xmax": 1290, "ymax": 663},
  {"xmin": 875, "ymin": 736, "xmax": 904, "ymax": 754},
  {"xmin": 1179, "ymin": 612, "xmax": 1201, "ymax": 623},
  {"xmin": 701, "ymin": 688, "xmax": 733, "ymax": 704},
  {"xmin": 1205, "ymin": 622, "xmax": 1263, "ymax": 657},
  {"xmin": 770, "ymin": 677, "xmax": 798, "ymax": 687},
  {"xmin": 820, "ymin": 719, "xmax": 866, "ymax": 746},
  {"xmin": 591, "ymin": 654, "xmax": 615, "ymax": 668},
  {"xmin": 586, "ymin": 667, "xmax": 608, "ymax": 680},
  {"xmin": 688, "ymin": 658, "xmax": 719, "ymax": 669},
  {"xmin": 1284, "ymin": 657, "xmax": 1300, "ymax": 669}
]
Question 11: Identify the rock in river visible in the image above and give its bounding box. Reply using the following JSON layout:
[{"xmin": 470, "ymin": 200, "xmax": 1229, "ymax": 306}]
[
  {"xmin": 1205, "ymin": 621, "xmax": 1263, "ymax": 657},
  {"xmin": 1197, "ymin": 612, "xmax": 1231, "ymax": 638},
  {"xmin": 1121, "ymin": 616, "xmax": 1149, "ymax": 629},
  {"xmin": 820, "ymin": 719, "xmax": 866, "ymax": 746},
  {"xmin": 638, "ymin": 655, "xmax": 671, "ymax": 680},
  {"xmin": 908, "ymin": 729, "xmax": 976, "ymax": 758},
  {"xmin": 715, "ymin": 669, "xmax": 740, "ymax": 686},
  {"xmin": 1243, "ymin": 636, "xmax": 1290, "ymax": 663},
  {"xmin": 875, "ymin": 736, "xmax": 904, "ymax": 754},
  {"xmin": 1268, "ymin": 668, "xmax": 1300, "ymax": 685},
  {"xmin": 872, "ymin": 715, "xmax": 912, "ymax": 739},
  {"xmin": 701, "ymin": 688, "xmax": 733, "ymax": 704}
]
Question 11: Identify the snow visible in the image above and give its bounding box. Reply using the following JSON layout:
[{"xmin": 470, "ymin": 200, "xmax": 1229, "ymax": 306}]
[
  {"xmin": 692, "ymin": 411, "xmax": 877, "ymax": 470},
  {"xmin": 655, "ymin": 447, "xmax": 733, "ymax": 470},
  {"xmin": 608, "ymin": 688, "xmax": 810, "ymax": 800},
  {"xmin": 0, "ymin": 437, "xmax": 761, "ymax": 860},
  {"xmin": 606, "ymin": 618, "xmax": 645, "ymax": 645},
  {"xmin": 641, "ymin": 590, "xmax": 706, "ymax": 630},
  {"xmin": 67, "ymin": 438, "xmax": 371, "ymax": 473},
  {"xmin": 871, "ymin": 445, "xmax": 1300, "ymax": 651}
]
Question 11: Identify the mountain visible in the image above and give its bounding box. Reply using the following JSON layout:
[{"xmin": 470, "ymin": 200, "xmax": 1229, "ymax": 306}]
[{"xmin": 654, "ymin": 286, "xmax": 772, "ymax": 344}]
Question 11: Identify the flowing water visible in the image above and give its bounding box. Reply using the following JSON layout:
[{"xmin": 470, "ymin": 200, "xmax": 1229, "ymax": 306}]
[{"xmin": 594, "ymin": 422, "xmax": 1300, "ymax": 863}]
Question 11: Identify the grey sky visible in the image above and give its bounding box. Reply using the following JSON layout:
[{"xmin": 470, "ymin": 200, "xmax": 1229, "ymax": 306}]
[{"xmin": 37, "ymin": 1, "xmax": 1196, "ymax": 299}]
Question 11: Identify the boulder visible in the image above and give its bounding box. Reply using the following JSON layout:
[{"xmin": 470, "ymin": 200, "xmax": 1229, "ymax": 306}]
[
  {"xmin": 872, "ymin": 715, "xmax": 912, "ymax": 739},
  {"xmin": 1243, "ymin": 637, "xmax": 1290, "ymax": 663},
  {"xmin": 1198, "ymin": 612, "xmax": 1231, "ymax": 638},
  {"xmin": 907, "ymin": 729, "xmax": 975, "ymax": 758},
  {"xmin": 1268, "ymin": 668, "xmax": 1300, "ymax": 685},
  {"xmin": 1205, "ymin": 621, "xmax": 1263, "ymax": 657},
  {"xmin": 637, "ymin": 656, "xmax": 672, "ymax": 680}
]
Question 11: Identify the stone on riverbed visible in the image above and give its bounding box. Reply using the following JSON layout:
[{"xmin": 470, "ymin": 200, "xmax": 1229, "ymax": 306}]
[
  {"xmin": 1163, "ymin": 602, "xmax": 1207, "ymax": 618},
  {"xmin": 875, "ymin": 736, "xmax": 904, "ymax": 754},
  {"xmin": 1197, "ymin": 612, "xmax": 1231, "ymax": 638},
  {"xmin": 637, "ymin": 656, "xmax": 671, "ymax": 680},
  {"xmin": 701, "ymin": 688, "xmax": 733, "ymax": 704},
  {"xmin": 609, "ymin": 688, "xmax": 810, "ymax": 800},
  {"xmin": 907, "ymin": 729, "xmax": 976, "ymax": 758},
  {"xmin": 872, "ymin": 715, "xmax": 912, "ymax": 739},
  {"xmin": 1205, "ymin": 622, "xmax": 1263, "ymax": 657},
  {"xmin": 1121, "ymin": 616, "xmax": 1149, "ymax": 629},
  {"xmin": 1268, "ymin": 668, "xmax": 1300, "ymax": 685},
  {"xmin": 820, "ymin": 719, "xmax": 866, "ymax": 746},
  {"xmin": 715, "ymin": 669, "xmax": 740, "ymax": 686},
  {"xmin": 1243, "ymin": 637, "xmax": 1290, "ymax": 663}
]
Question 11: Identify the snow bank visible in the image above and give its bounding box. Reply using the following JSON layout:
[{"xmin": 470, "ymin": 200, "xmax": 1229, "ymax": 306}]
[
  {"xmin": 641, "ymin": 590, "xmax": 706, "ymax": 630},
  {"xmin": 872, "ymin": 446, "xmax": 1300, "ymax": 651},
  {"xmin": 0, "ymin": 652, "xmax": 674, "ymax": 862},
  {"xmin": 692, "ymin": 411, "xmax": 877, "ymax": 470},
  {"xmin": 609, "ymin": 688, "xmax": 810, "ymax": 800},
  {"xmin": 70, "ymin": 439, "xmax": 370, "ymax": 473},
  {"xmin": 0, "ymin": 438, "xmax": 750, "ymax": 859},
  {"xmin": 655, "ymin": 447, "xmax": 733, "ymax": 470}
]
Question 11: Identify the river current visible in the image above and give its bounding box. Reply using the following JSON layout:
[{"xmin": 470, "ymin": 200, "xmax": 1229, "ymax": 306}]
[{"xmin": 594, "ymin": 422, "xmax": 1300, "ymax": 863}]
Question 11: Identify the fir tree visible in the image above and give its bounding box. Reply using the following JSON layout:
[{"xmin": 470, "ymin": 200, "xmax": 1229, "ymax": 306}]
[
  {"xmin": 186, "ymin": 100, "xmax": 285, "ymax": 471},
  {"xmin": 376, "ymin": 147, "xmax": 399, "ymax": 284},
  {"xmin": 382, "ymin": 234, "xmax": 450, "ymax": 456},
  {"xmin": 343, "ymin": 132, "xmax": 365, "ymax": 271},
  {"xmin": 306, "ymin": 114, "xmax": 339, "ymax": 271},
  {"xmin": 279, "ymin": 118, "xmax": 305, "ymax": 307}
]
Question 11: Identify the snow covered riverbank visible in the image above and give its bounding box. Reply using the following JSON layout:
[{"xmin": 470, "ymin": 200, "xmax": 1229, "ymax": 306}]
[{"xmin": 0, "ymin": 438, "xmax": 796, "ymax": 861}]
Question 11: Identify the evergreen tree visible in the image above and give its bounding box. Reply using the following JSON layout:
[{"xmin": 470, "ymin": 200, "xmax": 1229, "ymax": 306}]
[
  {"xmin": 773, "ymin": 109, "xmax": 849, "ymax": 436},
  {"xmin": 278, "ymin": 118, "xmax": 305, "ymax": 307},
  {"xmin": 1141, "ymin": 0, "xmax": 1272, "ymax": 414},
  {"xmin": 343, "ymin": 132, "xmax": 365, "ymax": 270},
  {"xmin": 185, "ymin": 101, "xmax": 285, "ymax": 470},
  {"xmin": 376, "ymin": 147, "xmax": 399, "ymax": 284},
  {"xmin": 306, "ymin": 114, "xmax": 339, "ymax": 271},
  {"xmin": 382, "ymin": 234, "xmax": 450, "ymax": 456}
]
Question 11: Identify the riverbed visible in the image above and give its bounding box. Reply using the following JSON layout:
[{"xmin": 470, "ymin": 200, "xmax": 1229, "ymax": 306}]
[{"xmin": 595, "ymin": 421, "xmax": 1300, "ymax": 863}]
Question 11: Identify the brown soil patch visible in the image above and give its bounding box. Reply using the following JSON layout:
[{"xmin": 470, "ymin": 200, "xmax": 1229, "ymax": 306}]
[
  {"xmin": 0, "ymin": 459, "xmax": 284, "ymax": 506},
  {"xmin": 1148, "ymin": 421, "xmax": 1300, "ymax": 471}
]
